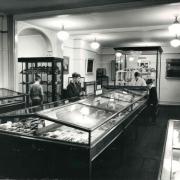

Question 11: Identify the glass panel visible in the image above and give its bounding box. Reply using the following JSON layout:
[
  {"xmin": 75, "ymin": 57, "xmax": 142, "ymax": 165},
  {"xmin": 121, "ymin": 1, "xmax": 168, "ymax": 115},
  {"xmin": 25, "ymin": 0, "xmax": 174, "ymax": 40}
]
[
  {"xmin": 81, "ymin": 96, "xmax": 130, "ymax": 112},
  {"xmin": 37, "ymin": 103, "xmax": 115, "ymax": 130},
  {"xmin": 0, "ymin": 89, "xmax": 20, "ymax": 99},
  {"xmin": 173, "ymin": 121, "xmax": 180, "ymax": 149}
]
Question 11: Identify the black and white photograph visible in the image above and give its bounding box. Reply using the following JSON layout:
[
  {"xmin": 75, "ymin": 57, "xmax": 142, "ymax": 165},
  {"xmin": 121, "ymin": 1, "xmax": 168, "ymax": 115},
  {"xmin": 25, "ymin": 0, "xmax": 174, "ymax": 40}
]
[{"xmin": 0, "ymin": 0, "xmax": 180, "ymax": 179}]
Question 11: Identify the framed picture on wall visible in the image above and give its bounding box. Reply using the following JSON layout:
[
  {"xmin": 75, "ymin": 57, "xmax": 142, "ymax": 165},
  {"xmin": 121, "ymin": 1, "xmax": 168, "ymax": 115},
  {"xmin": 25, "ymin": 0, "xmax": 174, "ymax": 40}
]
[
  {"xmin": 166, "ymin": 59, "xmax": 180, "ymax": 78},
  {"xmin": 86, "ymin": 58, "xmax": 94, "ymax": 74},
  {"xmin": 63, "ymin": 56, "xmax": 69, "ymax": 74}
]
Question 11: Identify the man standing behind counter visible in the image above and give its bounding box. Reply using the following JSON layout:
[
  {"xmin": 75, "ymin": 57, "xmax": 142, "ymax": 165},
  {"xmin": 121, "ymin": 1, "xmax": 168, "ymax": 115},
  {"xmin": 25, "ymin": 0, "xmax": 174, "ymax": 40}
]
[
  {"xmin": 130, "ymin": 71, "xmax": 146, "ymax": 86},
  {"xmin": 67, "ymin": 72, "xmax": 82, "ymax": 102}
]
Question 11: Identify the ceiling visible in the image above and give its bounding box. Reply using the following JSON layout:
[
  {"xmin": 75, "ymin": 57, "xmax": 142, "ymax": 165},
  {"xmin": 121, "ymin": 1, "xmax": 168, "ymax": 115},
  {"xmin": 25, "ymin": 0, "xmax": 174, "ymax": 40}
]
[
  {"xmin": 21, "ymin": 2, "xmax": 180, "ymax": 48},
  {"xmin": 10, "ymin": 0, "xmax": 180, "ymax": 48},
  {"xmin": 1, "ymin": 0, "xmax": 180, "ymax": 14}
]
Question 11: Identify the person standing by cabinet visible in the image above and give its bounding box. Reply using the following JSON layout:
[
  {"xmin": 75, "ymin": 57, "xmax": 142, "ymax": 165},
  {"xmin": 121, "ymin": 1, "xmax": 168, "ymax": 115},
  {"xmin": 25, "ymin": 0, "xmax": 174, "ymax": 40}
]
[
  {"xmin": 146, "ymin": 79, "xmax": 158, "ymax": 124},
  {"xmin": 30, "ymin": 75, "xmax": 44, "ymax": 106},
  {"xmin": 130, "ymin": 71, "xmax": 146, "ymax": 86}
]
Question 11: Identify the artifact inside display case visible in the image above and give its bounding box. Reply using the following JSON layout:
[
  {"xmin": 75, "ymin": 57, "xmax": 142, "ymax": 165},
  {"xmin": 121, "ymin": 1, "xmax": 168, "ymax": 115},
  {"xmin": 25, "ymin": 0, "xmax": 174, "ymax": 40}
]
[
  {"xmin": 37, "ymin": 103, "xmax": 115, "ymax": 130},
  {"xmin": 0, "ymin": 88, "xmax": 26, "ymax": 113}
]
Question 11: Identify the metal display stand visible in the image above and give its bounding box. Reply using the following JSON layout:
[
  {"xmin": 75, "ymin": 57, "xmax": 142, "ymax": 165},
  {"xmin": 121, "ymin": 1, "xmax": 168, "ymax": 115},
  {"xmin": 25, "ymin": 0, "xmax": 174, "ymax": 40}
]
[
  {"xmin": 0, "ymin": 88, "xmax": 147, "ymax": 179},
  {"xmin": 18, "ymin": 57, "xmax": 63, "ymax": 105}
]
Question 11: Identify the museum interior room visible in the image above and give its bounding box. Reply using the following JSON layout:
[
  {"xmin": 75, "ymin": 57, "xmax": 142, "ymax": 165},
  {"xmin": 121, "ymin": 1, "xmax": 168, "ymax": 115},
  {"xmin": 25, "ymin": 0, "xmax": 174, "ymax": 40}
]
[{"xmin": 1, "ymin": 0, "xmax": 180, "ymax": 179}]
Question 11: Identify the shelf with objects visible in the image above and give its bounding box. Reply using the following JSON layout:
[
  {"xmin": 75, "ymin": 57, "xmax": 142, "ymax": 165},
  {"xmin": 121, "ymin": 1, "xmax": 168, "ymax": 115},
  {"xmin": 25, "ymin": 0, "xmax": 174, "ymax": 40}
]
[
  {"xmin": 0, "ymin": 88, "xmax": 26, "ymax": 113},
  {"xmin": 18, "ymin": 57, "xmax": 63, "ymax": 106},
  {"xmin": 0, "ymin": 88, "xmax": 148, "ymax": 179},
  {"xmin": 158, "ymin": 119, "xmax": 180, "ymax": 180},
  {"xmin": 113, "ymin": 46, "xmax": 163, "ymax": 88}
]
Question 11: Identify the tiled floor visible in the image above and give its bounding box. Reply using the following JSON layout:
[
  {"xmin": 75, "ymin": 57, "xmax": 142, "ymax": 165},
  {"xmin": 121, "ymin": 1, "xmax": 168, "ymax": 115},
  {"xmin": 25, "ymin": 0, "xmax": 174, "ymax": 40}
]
[{"xmin": 93, "ymin": 106, "xmax": 180, "ymax": 180}]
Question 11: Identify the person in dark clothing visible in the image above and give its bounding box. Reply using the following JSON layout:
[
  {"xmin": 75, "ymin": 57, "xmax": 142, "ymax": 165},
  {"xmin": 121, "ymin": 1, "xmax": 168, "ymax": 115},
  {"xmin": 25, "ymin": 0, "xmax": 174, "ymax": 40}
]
[
  {"xmin": 67, "ymin": 72, "xmax": 82, "ymax": 102},
  {"xmin": 146, "ymin": 79, "xmax": 158, "ymax": 124},
  {"xmin": 30, "ymin": 75, "xmax": 44, "ymax": 106}
]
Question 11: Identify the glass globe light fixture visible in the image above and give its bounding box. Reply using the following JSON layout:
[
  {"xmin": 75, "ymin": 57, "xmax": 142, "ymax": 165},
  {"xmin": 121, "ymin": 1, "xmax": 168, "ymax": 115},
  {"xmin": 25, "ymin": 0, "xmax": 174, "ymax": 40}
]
[
  {"xmin": 169, "ymin": 16, "xmax": 180, "ymax": 35},
  {"xmin": 129, "ymin": 56, "xmax": 134, "ymax": 62},
  {"xmin": 115, "ymin": 52, "xmax": 122, "ymax": 57},
  {"xmin": 170, "ymin": 37, "xmax": 180, "ymax": 47},
  {"xmin": 57, "ymin": 25, "xmax": 69, "ymax": 41},
  {"xmin": 90, "ymin": 38, "xmax": 100, "ymax": 50}
]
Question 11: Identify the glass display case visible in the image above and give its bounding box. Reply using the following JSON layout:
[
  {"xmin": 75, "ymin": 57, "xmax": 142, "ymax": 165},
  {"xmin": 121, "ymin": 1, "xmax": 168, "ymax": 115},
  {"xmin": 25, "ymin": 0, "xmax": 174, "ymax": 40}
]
[
  {"xmin": 0, "ymin": 88, "xmax": 26, "ymax": 113},
  {"xmin": 0, "ymin": 89, "xmax": 147, "ymax": 178},
  {"xmin": 158, "ymin": 120, "xmax": 180, "ymax": 180},
  {"xmin": 114, "ymin": 46, "xmax": 163, "ymax": 87},
  {"xmin": 18, "ymin": 57, "xmax": 63, "ymax": 105}
]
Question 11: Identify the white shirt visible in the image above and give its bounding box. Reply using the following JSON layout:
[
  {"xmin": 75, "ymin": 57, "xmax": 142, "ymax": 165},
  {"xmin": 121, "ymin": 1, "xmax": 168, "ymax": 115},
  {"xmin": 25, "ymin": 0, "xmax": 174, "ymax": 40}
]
[{"xmin": 130, "ymin": 77, "xmax": 146, "ymax": 86}]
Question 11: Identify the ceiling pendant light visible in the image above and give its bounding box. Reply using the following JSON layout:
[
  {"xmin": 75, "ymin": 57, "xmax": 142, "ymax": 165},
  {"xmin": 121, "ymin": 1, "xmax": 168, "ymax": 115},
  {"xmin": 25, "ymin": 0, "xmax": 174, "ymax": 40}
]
[
  {"xmin": 129, "ymin": 57, "xmax": 134, "ymax": 62},
  {"xmin": 169, "ymin": 16, "xmax": 180, "ymax": 35},
  {"xmin": 57, "ymin": 25, "xmax": 69, "ymax": 41},
  {"xmin": 115, "ymin": 52, "xmax": 122, "ymax": 57},
  {"xmin": 90, "ymin": 38, "xmax": 100, "ymax": 50},
  {"xmin": 170, "ymin": 36, "xmax": 180, "ymax": 47}
]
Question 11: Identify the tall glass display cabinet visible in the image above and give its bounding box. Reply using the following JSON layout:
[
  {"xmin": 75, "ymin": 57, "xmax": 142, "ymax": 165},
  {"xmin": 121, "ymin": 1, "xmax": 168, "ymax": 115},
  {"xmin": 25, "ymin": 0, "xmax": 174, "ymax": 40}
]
[
  {"xmin": 113, "ymin": 46, "xmax": 163, "ymax": 93},
  {"xmin": 0, "ymin": 88, "xmax": 147, "ymax": 179},
  {"xmin": 18, "ymin": 57, "xmax": 63, "ymax": 105}
]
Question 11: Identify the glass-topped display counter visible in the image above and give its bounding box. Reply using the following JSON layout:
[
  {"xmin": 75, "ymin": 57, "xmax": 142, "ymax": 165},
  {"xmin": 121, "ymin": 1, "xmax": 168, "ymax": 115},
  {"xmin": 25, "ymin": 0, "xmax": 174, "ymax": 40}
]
[
  {"xmin": 0, "ymin": 88, "xmax": 26, "ymax": 113},
  {"xmin": 0, "ymin": 89, "xmax": 148, "ymax": 178},
  {"xmin": 158, "ymin": 120, "xmax": 180, "ymax": 180}
]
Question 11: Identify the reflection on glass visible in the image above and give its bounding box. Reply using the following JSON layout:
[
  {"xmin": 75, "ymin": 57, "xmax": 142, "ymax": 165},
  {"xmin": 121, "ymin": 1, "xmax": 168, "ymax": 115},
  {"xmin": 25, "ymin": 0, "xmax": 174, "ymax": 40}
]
[
  {"xmin": 173, "ymin": 121, "xmax": 180, "ymax": 148},
  {"xmin": 37, "ymin": 103, "xmax": 114, "ymax": 130},
  {"xmin": 172, "ymin": 149, "xmax": 180, "ymax": 180}
]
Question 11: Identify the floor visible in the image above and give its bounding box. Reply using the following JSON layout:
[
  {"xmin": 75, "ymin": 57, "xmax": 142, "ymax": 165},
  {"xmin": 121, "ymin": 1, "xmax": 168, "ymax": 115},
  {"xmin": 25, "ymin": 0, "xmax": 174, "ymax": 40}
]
[{"xmin": 92, "ymin": 106, "xmax": 180, "ymax": 180}]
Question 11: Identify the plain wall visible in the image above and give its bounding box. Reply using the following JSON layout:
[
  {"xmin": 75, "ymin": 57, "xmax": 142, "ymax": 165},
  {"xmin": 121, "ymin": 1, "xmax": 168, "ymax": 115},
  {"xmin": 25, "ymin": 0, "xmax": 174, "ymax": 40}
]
[
  {"xmin": 0, "ymin": 16, "xmax": 9, "ymax": 89},
  {"xmin": 159, "ymin": 46, "xmax": 180, "ymax": 105}
]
